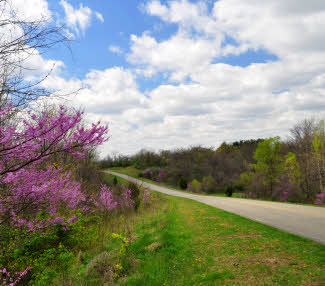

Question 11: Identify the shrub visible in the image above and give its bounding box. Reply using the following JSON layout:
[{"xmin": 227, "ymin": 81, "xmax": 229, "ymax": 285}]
[
  {"xmin": 113, "ymin": 177, "xmax": 118, "ymax": 186},
  {"xmin": 187, "ymin": 179, "xmax": 202, "ymax": 193},
  {"xmin": 202, "ymin": 175, "xmax": 216, "ymax": 193},
  {"xmin": 142, "ymin": 169, "xmax": 153, "ymax": 179},
  {"xmin": 225, "ymin": 185, "xmax": 234, "ymax": 197},
  {"xmin": 127, "ymin": 182, "xmax": 140, "ymax": 211},
  {"xmin": 85, "ymin": 251, "xmax": 114, "ymax": 283},
  {"xmin": 156, "ymin": 169, "xmax": 167, "ymax": 182},
  {"xmin": 178, "ymin": 177, "xmax": 188, "ymax": 190},
  {"xmin": 315, "ymin": 190, "xmax": 325, "ymax": 205}
]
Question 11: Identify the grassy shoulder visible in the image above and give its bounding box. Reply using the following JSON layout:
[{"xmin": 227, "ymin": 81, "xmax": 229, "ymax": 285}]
[
  {"xmin": 125, "ymin": 193, "xmax": 325, "ymax": 285},
  {"xmin": 29, "ymin": 172, "xmax": 324, "ymax": 285},
  {"xmin": 104, "ymin": 173, "xmax": 325, "ymax": 285}
]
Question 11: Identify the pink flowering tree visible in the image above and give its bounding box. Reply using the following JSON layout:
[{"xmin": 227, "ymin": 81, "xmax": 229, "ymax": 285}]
[
  {"xmin": 95, "ymin": 184, "xmax": 134, "ymax": 215},
  {"xmin": 314, "ymin": 190, "xmax": 325, "ymax": 205},
  {"xmin": 0, "ymin": 104, "xmax": 109, "ymax": 228}
]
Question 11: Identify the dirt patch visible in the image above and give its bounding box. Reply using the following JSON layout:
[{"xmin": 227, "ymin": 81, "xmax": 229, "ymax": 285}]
[
  {"xmin": 219, "ymin": 234, "xmax": 262, "ymax": 239},
  {"xmin": 146, "ymin": 242, "xmax": 163, "ymax": 251},
  {"xmin": 201, "ymin": 216, "xmax": 220, "ymax": 219}
]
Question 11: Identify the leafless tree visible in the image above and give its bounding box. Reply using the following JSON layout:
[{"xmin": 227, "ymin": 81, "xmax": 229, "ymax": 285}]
[{"xmin": 0, "ymin": 0, "xmax": 70, "ymax": 109}]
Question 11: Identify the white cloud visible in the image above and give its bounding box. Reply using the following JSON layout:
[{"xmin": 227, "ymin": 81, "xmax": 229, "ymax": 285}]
[
  {"xmin": 95, "ymin": 12, "xmax": 104, "ymax": 23},
  {"xmin": 102, "ymin": 0, "xmax": 325, "ymax": 154},
  {"xmin": 10, "ymin": 0, "xmax": 52, "ymax": 21},
  {"xmin": 128, "ymin": 31, "xmax": 223, "ymax": 81},
  {"xmin": 213, "ymin": 0, "xmax": 325, "ymax": 57},
  {"xmin": 109, "ymin": 45, "xmax": 123, "ymax": 54},
  {"xmin": 60, "ymin": 0, "xmax": 92, "ymax": 36},
  {"xmin": 21, "ymin": 0, "xmax": 325, "ymax": 156},
  {"xmin": 59, "ymin": 0, "xmax": 104, "ymax": 36}
]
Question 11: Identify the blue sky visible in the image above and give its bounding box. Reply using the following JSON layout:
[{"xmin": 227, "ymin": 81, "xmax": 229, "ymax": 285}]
[
  {"xmin": 16, "ymin": 0, "xmax": 325, "ymax": 155},
  {"xmin": 46, "ymin": 0, "xmax": 278, "ymax": 85},
  {"xmin": 47, "ymin": 0, "xmax": 179, "ymax": 80}
]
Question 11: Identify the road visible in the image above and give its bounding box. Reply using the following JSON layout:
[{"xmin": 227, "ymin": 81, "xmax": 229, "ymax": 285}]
[{"xmin": 106, "ymin": 170, "xmax": 325, "ymax": 244}]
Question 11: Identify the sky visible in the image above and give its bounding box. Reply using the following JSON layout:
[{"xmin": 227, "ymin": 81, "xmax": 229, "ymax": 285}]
[{"xmin": 7, "ymin": 0, "xmax": 325, "ymax": 156}]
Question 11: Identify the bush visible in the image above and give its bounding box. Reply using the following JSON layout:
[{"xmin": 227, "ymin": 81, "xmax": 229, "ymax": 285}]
[
  {"xmin": 202, "ymin": 175, "xmax": 216, "ymax": 193},
  {"xmin": 225, "ymin": 185, "xmax": 234, "ymax": 197},
  {"xmin": 142, "ymin": 169, "xmax": 153, "ymax": 179},
  {"xmin": 113, "ymin": 177, "xmax": 118, "ymax": 186},
  {"xmin": 127, "ymin": 182, "xmax": 140, "ymax": 211},
  {"xmin": 178, "ymin": 177, "xmax": 188, "ymax": 190},
  {"xmin": 187, "ymin": 179, "xmax": 202, "ymax": 193}
]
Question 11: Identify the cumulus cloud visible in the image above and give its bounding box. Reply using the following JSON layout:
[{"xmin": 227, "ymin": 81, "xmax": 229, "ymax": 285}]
[
  {"xmin": 102, "ymin": 0, "xmax": 325, "ymax": 154},
  {"xmin": 213, "ymin": 0, "xmax": 325, "ymax": 57},
  {"xmin": 16, "ymin": 0, "xmax": 325, "ymax": 155},
  {"xmin": 59, "ymin": 0, "xmax": 104, "ymax": 36},
  {"xmin": 9, "ymin": 0, "xmax": 52, "ymax": 21}
]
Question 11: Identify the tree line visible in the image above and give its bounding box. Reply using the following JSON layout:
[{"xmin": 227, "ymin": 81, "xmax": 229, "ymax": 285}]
[{"xmin": 101, "ymin": 119, "xmax": 325, "ymax": 205}]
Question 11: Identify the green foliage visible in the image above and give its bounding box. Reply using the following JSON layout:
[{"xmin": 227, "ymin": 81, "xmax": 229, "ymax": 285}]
[
  {"xmin": 113, "ymin": 176, "xmax": 118, "ymax": 185},
  {"xmin": 202, "ymin": 175, "xmax": 216, "ymax": 193},
  {"xmin": 225, "ymin": 185, "xmax": 234, "ymax": 197},
  {"xmin": 188, "ymin": 179, "xmax": 202, "ymax": 193},
  {"xmin": 312, "ymin": 120, "xmax": 325, "ymax": 191},
  {"xmin": 284, "ymin": 152, "xmax": 301, "ymax": 184},
  {"xmin": 178, "ymin": 177, "xmax": 188, "ymax": 190},
  {"xmin": 240, "ymin": 171, "xmax": 254, "ymax": 187},
  {"xmin": 253, "ymin": 137, "xmax": 283, "ymax": 193}
]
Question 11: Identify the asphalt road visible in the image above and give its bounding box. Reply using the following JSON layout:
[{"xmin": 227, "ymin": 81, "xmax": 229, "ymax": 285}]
[{"xmin": 106, "ymin": 170, "xmax": 325, "ymax": 244}]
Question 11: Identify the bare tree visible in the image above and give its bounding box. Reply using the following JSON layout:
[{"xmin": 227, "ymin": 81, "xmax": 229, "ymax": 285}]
[
  {"xmin": 0, "ymin": 0, "xmax": 69, "ymax": 109},
  {"xmin": 289, "ymin": 118, "xmax": 318, "ymax": 201}
]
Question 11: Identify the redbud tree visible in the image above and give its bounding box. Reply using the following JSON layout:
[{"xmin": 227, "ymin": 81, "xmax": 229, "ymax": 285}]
[{"xmin": 0, "ymin": 104, "xmax": 109, "ymax": 229}]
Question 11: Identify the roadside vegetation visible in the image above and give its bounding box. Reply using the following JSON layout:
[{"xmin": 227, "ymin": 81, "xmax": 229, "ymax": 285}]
[
  {"xmin": 92, "ymin": 175, "xmax": 325, "ymax": 285},
  {"xmin": 101, "ymin": 121, "xmax": 325, "ymax": 206}
]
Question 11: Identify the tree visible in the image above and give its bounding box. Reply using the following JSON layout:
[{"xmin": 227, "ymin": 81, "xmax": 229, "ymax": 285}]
[
  {"xmin": 253, "ymin": 137, "xmax": 283, "ymax": 195},
  {"xmin": 289, "ymin": 119, "xmax": 317, "ymax": 200},
  {"xmin": 0, "ymin": 105, "xmax": 108, "ymax": 225},
  {"xmin": 312, "ymin": 120, "xmax": 325, "ymax": 191},
  {"xmin": 202, "ymin": 175, "xmax": 216, "ymax": 193},
  {"xmin": 0, "ymin": 0, "xmax": 69, "ymax": 109},
  {"xmin": 284, "ymin": 152, "xmax": 301, "ymax": 184}
]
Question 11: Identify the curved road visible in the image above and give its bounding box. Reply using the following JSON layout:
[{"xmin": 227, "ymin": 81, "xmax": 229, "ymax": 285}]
[{"xmin": 106, "ymin": 171, "xmax": 325, "ymax": 244}]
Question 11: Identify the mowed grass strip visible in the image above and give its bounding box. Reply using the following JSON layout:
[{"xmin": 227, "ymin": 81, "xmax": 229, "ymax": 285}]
[{"xmin": 122, "ymin": 193, "xmax": 325, "ymax": 286}]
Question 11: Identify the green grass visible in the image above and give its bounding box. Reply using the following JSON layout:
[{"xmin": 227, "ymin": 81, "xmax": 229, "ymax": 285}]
[
  {"xmin": 122, "ymin": 193, "xmax": 325, "ymax": 285},
  {"xmin": 45, "ymin": 172, "xmax": 324, "ymax": 285}
]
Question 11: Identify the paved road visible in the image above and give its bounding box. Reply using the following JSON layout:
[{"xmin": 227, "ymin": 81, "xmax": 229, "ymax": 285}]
[{"xmin": 106, "ymin": 171, "xmax": 325, "ymax": 244}]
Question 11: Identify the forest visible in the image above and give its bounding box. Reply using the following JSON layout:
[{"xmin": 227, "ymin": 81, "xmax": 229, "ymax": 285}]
[{"xmin": 101, "ymin": 119, "xmax": 325, "ymax": 205}]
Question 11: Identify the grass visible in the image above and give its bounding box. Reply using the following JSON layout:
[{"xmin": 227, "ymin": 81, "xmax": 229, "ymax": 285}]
[
  {"xmin": 47, "ymin": 172, "xmax": 324, "ymax": 285},
  {"xmin": 122, "ymin": 193, "xmax": 325, "ymax": 285},
  {"xmin": 104, "ymin": 172, "xmax": 325, "ymax": 285},
  {"xmin": 48, "ymin": 175, "xmax": 168, "ymax": 285}
]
